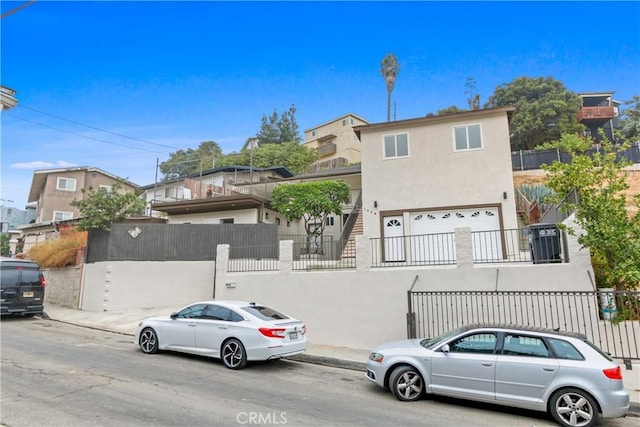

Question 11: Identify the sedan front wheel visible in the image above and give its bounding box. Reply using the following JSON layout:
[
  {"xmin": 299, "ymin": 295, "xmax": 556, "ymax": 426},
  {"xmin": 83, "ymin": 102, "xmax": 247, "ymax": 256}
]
[
  {"xmin": 389, "ymin": 365, "xmax": 424, "ymax": 402},
  {"xmin": 139, "ymin": 328, "xmax": 159, "ymax": 354}
]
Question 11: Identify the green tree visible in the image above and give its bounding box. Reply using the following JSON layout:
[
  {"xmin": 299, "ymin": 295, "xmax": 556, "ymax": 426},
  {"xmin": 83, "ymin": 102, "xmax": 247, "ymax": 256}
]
[
  {"xmin": 216, "ymin": 142, "xmax": 317, "ymax": 175},
  {"xmin": 270, "ymin": 181, "xmax": 350, "ymax": 242},
  {"xmin": 619, "ymin": 95, "xmax": 640, "ymax": 142},
  {"xmin": 380, "ymin": 53, "xmax": 400, "ymax": 122},
  {"xmin": 435, "ymin": 106, "xmax": 465, "ymax": 115},
  {"xmin": 1, "ymin": 234, "xmax": 10, "ymax": 256},
  {"xmin": 70, "ymin": 184, "xmax": 146, "ymax": 231},
  {"xmin": 540, "ymin": 132, "xmax": 640, "ymax": 291},
  {"xmin": 159, "ymin": 141, "xmax": 223, "ymax": 180},
  {"xmin": 485, "ymin": 76, "xmax": 584, "ymax": 151},
  {"xmin": 256, "ymin": 105, "xmax": 301, "ymax": 145}
]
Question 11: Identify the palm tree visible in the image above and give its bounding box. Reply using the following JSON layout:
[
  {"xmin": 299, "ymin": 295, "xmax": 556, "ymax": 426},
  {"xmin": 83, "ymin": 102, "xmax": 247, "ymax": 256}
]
[{"xmin": 380, "ymin": 53, "xmax": 400, "ymax": 122}]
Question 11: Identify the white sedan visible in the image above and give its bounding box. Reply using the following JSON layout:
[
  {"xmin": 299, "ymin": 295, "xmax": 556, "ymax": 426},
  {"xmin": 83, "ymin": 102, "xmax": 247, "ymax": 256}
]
[{"xmin": 134, "ymin": 300, "xmax": 307, "ymax": 369}]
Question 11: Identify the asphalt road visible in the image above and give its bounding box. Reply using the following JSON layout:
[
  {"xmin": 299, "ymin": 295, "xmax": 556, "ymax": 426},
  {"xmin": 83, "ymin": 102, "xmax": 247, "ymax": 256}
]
[{"xmin": 1, "ymin": 316, "xmax": 637, "ymax": 427}]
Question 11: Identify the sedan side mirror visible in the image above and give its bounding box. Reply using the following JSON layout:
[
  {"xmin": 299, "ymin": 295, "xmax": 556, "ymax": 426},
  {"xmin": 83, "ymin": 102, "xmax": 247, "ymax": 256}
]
[
  {"xmin": 441, "ymin": 344, "xmax": 450, "ymax": 353},
  {"xmin": 170, "ymin": 312, "xmax": 178, "ymax": 319}
]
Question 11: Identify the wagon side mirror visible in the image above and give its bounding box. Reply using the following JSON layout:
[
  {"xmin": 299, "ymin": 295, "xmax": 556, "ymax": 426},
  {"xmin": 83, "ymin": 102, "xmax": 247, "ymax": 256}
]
[{"xmin": 441, "ymin": 344, "xmax": 450, "ymax": 353}]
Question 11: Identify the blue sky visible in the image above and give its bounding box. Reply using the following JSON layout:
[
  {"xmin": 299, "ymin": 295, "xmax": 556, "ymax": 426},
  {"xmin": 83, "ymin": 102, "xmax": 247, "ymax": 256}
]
[{"xmin": 1, "ymin": 1, "xmax": 639, "ymax": 208}]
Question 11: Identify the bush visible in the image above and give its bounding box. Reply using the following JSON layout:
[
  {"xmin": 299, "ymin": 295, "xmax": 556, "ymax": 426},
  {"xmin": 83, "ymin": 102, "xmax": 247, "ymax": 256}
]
[{"xmin": 25, "ymin": 231, "xmax": 88, "ymax": 268}]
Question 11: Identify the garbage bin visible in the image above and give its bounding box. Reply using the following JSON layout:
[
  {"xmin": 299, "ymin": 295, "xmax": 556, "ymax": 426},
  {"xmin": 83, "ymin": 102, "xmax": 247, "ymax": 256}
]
[{"xmin": 528, "ymin": 223, "xmax": 561, "ymax": 264}]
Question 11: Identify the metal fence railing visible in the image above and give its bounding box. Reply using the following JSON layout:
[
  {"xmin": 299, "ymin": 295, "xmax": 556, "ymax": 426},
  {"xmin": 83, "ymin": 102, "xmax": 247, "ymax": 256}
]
[
  {"xmin": 512, "ymin": 143, "xmax": 640, "ymax": 171},
  {"xmin": 370, "ymin": 233, "xmax": 457, "ymax": 268},
  {"xmin": 407, "ymin": 290, "xmax": 640, "ymax": 361},
  {"xmin": 227, "ymin": 244, "xmax": 279, "ymax": 272},
  {"xmin": 370, "ymin": 227, "xmax": 569, "ymax": 267}
]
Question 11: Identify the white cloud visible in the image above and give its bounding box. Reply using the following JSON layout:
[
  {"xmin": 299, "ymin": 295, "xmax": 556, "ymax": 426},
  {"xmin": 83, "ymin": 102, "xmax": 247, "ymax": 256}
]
[{"xmin": 11, "ymin": 160, "xmax": 78, "ymax": 170}]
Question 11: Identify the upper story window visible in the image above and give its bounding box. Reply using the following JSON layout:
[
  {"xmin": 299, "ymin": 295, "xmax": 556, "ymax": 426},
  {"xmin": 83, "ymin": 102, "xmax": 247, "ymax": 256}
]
[
  {"xmin": 57, "ymin": 177, "xmax": 77, "ymax": 192},
  {"xmin": 99, "ymin": 185, "xmax": 112, "ymax": 192},
  {"xmin": 312, "ymin": 130, "xmax": 317, "ymax": 136},
  {"xmin": 383, "ymin": 133, "xmax": 409, "ymax": 159},
  {"xmin": 454, "ymin": 124, "xmax": 483, "ymax": 151},
  {"xmin": 53, "ymin": 211, "xmax": 73, "ymax": 221}
]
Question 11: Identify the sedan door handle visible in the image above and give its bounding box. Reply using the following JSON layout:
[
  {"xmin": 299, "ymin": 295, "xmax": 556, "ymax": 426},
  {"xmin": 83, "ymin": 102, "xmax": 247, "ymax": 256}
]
[
  {"xmin": 219, "ymin": 326, "xmax": 228, "ymax": 330},
  {"xmin": 543, "ymin": 367, "xmax": 556, "ymax": 372},
  {"xmin": 188, "ymin": 322, "xmax": 196, "ymax": 327},
  {"xmin": 480, "ymin": 361, "xmax": 493, "ymax": 367}
]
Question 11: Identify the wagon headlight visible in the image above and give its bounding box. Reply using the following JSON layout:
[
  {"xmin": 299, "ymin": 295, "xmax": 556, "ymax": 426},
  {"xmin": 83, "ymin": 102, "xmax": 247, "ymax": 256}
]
[{"xmin": 369, "ymin": 352, "xmax": 384, "ymax": 363}]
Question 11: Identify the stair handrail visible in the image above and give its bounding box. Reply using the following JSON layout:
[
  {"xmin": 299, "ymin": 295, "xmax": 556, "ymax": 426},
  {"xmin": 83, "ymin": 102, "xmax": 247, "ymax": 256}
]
[{"xmin": 336, "ymin": 190, "xmax": 362, "ymax": 256}]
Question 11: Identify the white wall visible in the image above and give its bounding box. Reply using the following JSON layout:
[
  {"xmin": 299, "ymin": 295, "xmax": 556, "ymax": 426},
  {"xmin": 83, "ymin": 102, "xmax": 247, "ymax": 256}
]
[
  {"xmin": 81, "ymin": 261, "xmax": 215, "ymax": 311},
  {"xmin": 78, "ymin": 227, "xmax": 595, "ymax": 350}
]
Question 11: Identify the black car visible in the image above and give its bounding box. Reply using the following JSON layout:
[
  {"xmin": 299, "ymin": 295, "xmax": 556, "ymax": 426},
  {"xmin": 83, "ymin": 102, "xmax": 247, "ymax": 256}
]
[{"xmin": 0, "ymin": 257, "xmax": 46, "ymax": 316}]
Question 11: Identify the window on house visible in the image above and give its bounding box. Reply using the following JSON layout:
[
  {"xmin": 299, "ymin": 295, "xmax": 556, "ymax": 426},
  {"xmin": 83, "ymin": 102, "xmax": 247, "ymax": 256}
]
[
  {"xmin": 383, "ymin": 133, "xmax": 409, "ymax": 159},
  {"xmin": 454, "ymin": 124, "xmax": 482, "ymax": 151},
  {"xmin": 53, "ymin": 211, "xmax": 73, "ymax": 221},
  {"xmin": 325, "ymin": 216, "xmax": 334, "ymax": 226},
  {"xmin": 57, "ymin": 177, "xmax": 77, "ymax": 191},
  {"xmin": 312, "ymin": 130, "xmax": 317, "ymax": 136},
  {"xmin": 99, "ymin": 185, "xmax": 112, "ymax": 192},
  {"xmin": 164, "ymin": 187, "xmax": 177, "ymax": 199},
  {"xmin": 342, "ymin": 119, "xmax": 347, "ymax": 126},
  {"xmin": 220, "ymin": 218, "xmax": 234, "ymax": 224}
]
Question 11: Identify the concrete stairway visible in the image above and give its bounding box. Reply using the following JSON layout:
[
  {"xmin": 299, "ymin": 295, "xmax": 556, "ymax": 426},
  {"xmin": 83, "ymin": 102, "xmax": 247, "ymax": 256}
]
[{"xmin": 341, "ymin": 211, "xmax": 363, "ymax": 258}]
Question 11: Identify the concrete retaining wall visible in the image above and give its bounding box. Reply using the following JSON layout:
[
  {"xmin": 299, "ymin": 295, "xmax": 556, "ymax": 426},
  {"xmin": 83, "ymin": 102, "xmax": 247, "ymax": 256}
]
[{"xmin": 43, "ymin": 266, "xmax": 83, "ymax": 308}]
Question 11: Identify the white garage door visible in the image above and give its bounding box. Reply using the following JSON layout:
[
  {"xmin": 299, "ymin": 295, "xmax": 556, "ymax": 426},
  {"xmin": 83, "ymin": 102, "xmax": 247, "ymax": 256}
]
[{"xmin": 409, "ymin": 208, "xmax": 502, "ymax": 262}]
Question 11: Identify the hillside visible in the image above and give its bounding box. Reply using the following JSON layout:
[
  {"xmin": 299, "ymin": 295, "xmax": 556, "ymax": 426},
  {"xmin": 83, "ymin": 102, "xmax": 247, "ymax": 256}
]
[{"xmin": 513, "ymin": 168, "xmax": 640, "ymax": 214}]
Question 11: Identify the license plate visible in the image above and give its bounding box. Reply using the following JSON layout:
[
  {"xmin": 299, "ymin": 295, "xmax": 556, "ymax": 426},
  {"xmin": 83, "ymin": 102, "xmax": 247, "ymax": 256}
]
[
  {"xmin": 23, "ymin": 292, "xmax": 34, "ymax": 298},
  {"xmin": 289, "ymin": 331, "xmax": 298, "ymax": 340}
]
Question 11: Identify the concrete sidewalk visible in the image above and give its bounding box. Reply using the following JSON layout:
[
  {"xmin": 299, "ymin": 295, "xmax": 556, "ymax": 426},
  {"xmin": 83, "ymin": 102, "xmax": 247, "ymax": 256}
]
[{"xmin": 42, "ymin": 303, "xmax": 639, "ymax": 415}]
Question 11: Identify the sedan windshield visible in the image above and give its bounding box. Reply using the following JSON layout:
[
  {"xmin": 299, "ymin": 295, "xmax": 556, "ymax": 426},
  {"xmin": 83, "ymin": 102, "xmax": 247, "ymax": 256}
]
[{"xmin": 420, "ymin": 326, "xmax": 468, "ymax": 350}]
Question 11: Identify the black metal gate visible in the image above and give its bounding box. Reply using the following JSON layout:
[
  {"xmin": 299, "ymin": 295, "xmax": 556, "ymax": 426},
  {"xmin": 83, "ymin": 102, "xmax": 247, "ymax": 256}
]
[{"xmin": 407, "ymin": 290, "xmax": 639, "ymax": 361}]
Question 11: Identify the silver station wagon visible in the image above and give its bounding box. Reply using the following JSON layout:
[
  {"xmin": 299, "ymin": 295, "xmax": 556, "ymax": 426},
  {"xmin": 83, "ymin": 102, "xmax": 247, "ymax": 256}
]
[{"xmin": 365, "ymin": 324, "xmax": 629, "ymax": 427}]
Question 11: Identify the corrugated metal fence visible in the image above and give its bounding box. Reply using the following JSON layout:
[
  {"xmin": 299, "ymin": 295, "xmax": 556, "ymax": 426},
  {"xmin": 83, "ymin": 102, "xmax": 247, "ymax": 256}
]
[
  {"xmin": 407, "ymin": 290, "xmax": 640, "ymax": 361},
  {"xmin": 85, "ymin": 223, "xmax": 278, "ymax": 262}
]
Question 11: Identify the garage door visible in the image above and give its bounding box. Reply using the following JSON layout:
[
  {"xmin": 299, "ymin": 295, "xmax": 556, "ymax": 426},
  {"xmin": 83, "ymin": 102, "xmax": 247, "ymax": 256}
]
[{"xmin": 409, "ymin": 208, "xmax": 502, "ymax": 262}]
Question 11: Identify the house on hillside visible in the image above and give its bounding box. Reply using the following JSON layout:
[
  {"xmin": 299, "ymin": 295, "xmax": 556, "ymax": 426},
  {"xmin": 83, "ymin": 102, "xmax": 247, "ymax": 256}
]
[
  {"xmin": 577, "ymin": 92, "xmax": 620, "ymax": 142},
  {"xmin": 18, "ymin": 166, "xmax": 138, "ymax": 253},
  {"xmin": 302, "ymin": 113, "xmax": 369, "ymax": 171},
  {"xmin": 144, "ymin": 164, "xmax": 362, "ymax": 241},
  {"xmin": 355, "ymin": 106, "xmax": 519, "ymax": 262},
  {"xmin": 142, "ymin": 165, "xmax": 295, "ymax": 223}
]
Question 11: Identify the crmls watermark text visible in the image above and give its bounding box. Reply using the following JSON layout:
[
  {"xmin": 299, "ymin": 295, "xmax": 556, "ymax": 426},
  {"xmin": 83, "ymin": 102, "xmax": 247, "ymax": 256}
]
[{"xmin": 236, "ymin": 412, "xmax": 288, "ymax": 425}]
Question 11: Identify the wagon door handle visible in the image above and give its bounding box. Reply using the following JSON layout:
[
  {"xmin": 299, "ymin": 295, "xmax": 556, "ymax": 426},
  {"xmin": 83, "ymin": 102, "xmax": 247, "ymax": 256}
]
[{"xmin": 219, "ymin": 326, "xmax": 228, "ymax": 330}]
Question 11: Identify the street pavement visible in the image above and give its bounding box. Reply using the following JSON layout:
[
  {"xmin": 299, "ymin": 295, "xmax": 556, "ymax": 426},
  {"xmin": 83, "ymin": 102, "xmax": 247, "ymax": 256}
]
[{"xmin": 41, "ymin": 303, "xmax": 639, "ymax": 416}]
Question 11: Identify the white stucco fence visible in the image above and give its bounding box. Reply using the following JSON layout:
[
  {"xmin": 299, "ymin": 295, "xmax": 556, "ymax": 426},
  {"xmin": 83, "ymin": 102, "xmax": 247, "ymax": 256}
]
[{"xmin": 76, "ymin": 227, "xmax": 596, "ymax": 350}]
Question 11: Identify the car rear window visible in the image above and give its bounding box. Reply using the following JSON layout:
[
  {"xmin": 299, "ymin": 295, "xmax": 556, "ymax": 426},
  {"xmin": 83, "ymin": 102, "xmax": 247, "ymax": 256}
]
[
  {"xmin": 241, "ymin": 305, "xmax": 289, "ymax": 321},
  {"xmin": 583, "ymin": 338, "xmax": 615, "ymax": 362},
  {"xmin": 1, "ymin": 266, "xmax": 41, "ymax": 287}
]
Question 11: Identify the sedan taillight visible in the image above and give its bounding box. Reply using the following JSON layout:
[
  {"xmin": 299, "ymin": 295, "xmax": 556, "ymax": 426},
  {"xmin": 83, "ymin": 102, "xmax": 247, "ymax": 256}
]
[
  {"xmin": 259, "ymin": 327, "xmax": 286, "ymax": 338},
  {"xmin": 603, "ymin": 366, "xmax": 623, "ymax": 380}
]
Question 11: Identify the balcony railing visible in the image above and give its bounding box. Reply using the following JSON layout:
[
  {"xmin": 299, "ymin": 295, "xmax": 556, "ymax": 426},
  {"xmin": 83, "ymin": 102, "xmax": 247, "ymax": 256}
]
[
  {"xmin": 316, "ymin": 142, "xmax": 337, "ymax": 157},
  {"xmin": 577, "ymin": 106, "xmax": 615, "ymax": 122}
]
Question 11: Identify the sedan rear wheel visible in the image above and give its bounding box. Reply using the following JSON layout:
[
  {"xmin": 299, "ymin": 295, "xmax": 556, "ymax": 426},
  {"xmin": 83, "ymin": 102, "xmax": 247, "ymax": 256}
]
[
  {"xmin": 549, "ymin": 387, "xmax": 598, "ymax": 427},
  {"xmin": 389, "ymin": 365, "xmax": 424, "ymax": 402},
  {"xmin": 222, "ymin": 339, "xmax": 247, "ymax": 370},
  {"xmin": 139, "ymin": 328, "xmax": 159, "ymax": 354}
]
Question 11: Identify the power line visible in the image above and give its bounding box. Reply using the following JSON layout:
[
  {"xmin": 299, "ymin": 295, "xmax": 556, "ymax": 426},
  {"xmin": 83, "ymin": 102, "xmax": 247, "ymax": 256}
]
[
  {"xmin": 1, "ymin": 0, "xmax": 36, "ymax": 19},
  {"xmin": 5, "ymin": 113, "xmax": 169, "ymax": 155},
  {"xmin": 17, "ymin": 104, "xmax": 182, "ymax": 150}
]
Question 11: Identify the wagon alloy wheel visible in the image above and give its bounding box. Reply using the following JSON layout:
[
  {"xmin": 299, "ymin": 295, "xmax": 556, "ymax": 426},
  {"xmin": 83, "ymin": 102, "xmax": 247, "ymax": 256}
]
[
  {"xmin": 222, "ymin": 339, "xmax": 247, "ymax": 370},
  {"xmin": 390, "ymin": 366, "xmax": 424, "ymax": 402},
  {"xmin": 139, "ymin": 328, "xmax": 158, "ymax": 354},
  {"xmin": 550, "ymin": 388, "xmax": 598, "ymax": 427}
]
